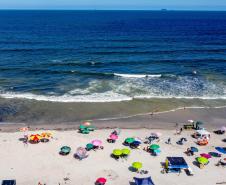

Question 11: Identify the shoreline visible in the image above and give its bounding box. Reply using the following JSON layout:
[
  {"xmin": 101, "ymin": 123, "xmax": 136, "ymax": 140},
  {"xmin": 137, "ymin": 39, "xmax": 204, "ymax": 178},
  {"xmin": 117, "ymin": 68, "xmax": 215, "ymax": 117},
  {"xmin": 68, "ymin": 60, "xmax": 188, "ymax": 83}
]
[{"xmin": 1, "ymin": 106, "xmax": 226, "ymax": 132}]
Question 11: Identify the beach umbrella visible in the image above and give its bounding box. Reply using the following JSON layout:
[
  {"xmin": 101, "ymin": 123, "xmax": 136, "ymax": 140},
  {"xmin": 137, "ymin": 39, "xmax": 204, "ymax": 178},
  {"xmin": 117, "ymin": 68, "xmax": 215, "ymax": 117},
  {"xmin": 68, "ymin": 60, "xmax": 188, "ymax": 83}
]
[
  {"xmin": 215, "ymin": 147, "xmax": 226, "ymax": 154},
  {"xmin": 132, "ymin": 141, "xmax": 141, "ymax": 145},
  {"xmin": 29, "ymin": 134, "xmax": 42, "ymax": 142},
  {"xmin": 96, "ymin": 177, "xmax": 107, "ymax": 184},
  {"xmin": 200, "ymin": 153, "xmax": 212, "ymax": 159},
  {"xmin": 86, "ymin": 143, "xmax": 94, "ymax": 150},
  {"xmin": 132, "ymin": 162, "xmax": 142, "ymax": 170},
  {"xmin": 220, "ymin": 126, "xmax": 226, "ymax": 132},
  {"xmin": 122, "ymin": 148, "xmax": 131, "ymax": 155},
  {"xmin": 110, "ymin": 134, "xmax": 118, "ymax": 140},
  {"xmin": 196, "ymin": 157, "xmax": 209, "ymax": 165},
  {"xmin": 208, "ymin": 152, "xmax": 221, "ymax": 158},
  {"xmin": 60, "ymin": 146, "xmax": 71, "ymax": 153},
  {"xmin": 150, "ymin": 144, "xmax": 160, "ymax": 150},
  {"xmin": 125, "ymin": 137, "xmax": 135, "ymax": 144},
  {"xmin": 92, "ymin": 139, "xmax": 102, "ymax": 147},
  {"xmin": 76, "ymin": 147, "xmax": 88, "ymax": 159},
  {"xmin": 79, "ymin": 125, "xmax": 86, "ymax": 129},
  {"xmin": 190, "ymin": 147, "xmax": 198, "ymax": 152},
  {"xmin": 151, "ymin": 132, "xmax": 162, "ymax": 137},
  {"xmin": 20, "ymin": 127, "xmax": 29, "ymax": 132},
  {"xmin": 113, "ymin": 149, "xmax": 122, "ymax": 156},
  {"xmin": 153, "ymin": 149, "xmax": 161, "ymax": 154},
  {"xmin": 83, "ymin": 121, "xmax": 91, "ymax": 126},
  {"xmin": 41, "ymin": 132, "xmax": 52, "ymax": 138}
]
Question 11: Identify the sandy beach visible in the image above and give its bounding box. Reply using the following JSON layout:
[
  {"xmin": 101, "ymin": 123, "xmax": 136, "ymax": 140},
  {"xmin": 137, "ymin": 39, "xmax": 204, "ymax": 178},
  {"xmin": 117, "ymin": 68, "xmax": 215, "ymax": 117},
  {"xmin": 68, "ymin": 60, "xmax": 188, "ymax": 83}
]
[{"xmin": 0, "ymin": 127, "xmax": 225, "ymax": 185}]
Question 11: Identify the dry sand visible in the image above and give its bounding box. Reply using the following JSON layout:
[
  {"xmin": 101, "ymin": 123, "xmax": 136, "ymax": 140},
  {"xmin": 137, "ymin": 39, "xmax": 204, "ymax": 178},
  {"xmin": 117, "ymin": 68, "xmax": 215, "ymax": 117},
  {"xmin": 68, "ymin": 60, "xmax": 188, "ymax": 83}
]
[{"xmin": 0, "ymin": 128, "xmax": 225, "ymax": 185}]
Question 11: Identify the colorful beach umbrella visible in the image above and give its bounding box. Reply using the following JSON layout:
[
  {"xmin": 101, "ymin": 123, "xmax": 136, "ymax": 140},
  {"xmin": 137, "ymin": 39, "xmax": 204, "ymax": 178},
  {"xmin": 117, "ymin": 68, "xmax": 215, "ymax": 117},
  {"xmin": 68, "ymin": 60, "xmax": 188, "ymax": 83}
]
[
  {"xmin": 41, "ymin": 132, "xmax": 52, "ymax": 138},
  {"xmin": 96, "ymin": 177, "xmax": 107, "ymax": 184},
  {"xmin": 125, "ymin": 137, "xmax": 135, "ymax": 144},
  {"xmin": 132, "ymin": 162, "xmax": 143, "ymax": 170},
  {"xmin": 132, "ymin": 141, "xmax": 141, "ymax": 145},
  {"xmin": 110, "ymin": 134, "xmax": 118, "ymax": 140},
  {"xmin": 83, "ymin": 121, "xmax": 91, "ymax": 126},
  {"xmin": 196, "ymin": 157, "xmax": 209, "ymax": 165},
  {"xmin": 60, "ymin": 146, "xmax": 71, "ymax": 154},
  {"xmin": 190, "ymin": 147, "xmax": 198, "ymax": 152},
  {"xmin": 200, "ymin": 153, "xmax": 212, "ymax": 159},
  {"xmin": 79, "ymin": 125, "xmax": 86, "ymax": 129},
  {"xmin": 86, "ymin": 143, "xmax": 94, "ymax": 150},
  {"xmin": 122, "ymin": 148, "xmax": 131, "ymax": 155},
  {"xmin": 209, "ymin": 152, "xmax": 221, "ymax": 158},
  {"xmin": 215, "ymin": 147, "xmax": 226, "ymax": 154},
  {"xmin": 113, "ymin": 149, "xmax": 122, "ymax": 156},
  {"xmin": 92, "ymin": 139, "xmax": 102, "ymax": 146},
  {"xmin": 150, "ymin": 144, "xmax": 160, "ymax": 150},
  {"xmin": 75, "ymin": 147, "xmax": 87, "ymax": 159},
  {"xmin": 29, "ymin": 134, "xmax": 42, "ymax": 142}
]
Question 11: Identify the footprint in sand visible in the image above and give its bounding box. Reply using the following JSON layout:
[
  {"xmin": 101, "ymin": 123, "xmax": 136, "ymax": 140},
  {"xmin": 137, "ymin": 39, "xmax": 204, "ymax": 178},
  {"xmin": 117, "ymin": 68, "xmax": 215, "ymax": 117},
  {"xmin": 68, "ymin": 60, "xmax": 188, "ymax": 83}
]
[{"xmin": 98, "ymin": 169, "xmax": 119, "ymax": 181}]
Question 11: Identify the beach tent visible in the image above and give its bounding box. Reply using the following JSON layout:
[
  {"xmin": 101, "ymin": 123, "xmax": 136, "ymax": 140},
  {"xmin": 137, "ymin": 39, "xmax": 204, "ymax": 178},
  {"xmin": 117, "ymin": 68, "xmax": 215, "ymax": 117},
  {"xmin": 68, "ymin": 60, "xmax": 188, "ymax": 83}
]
[
  {"xmin": 60, "ymin": 146, "xmax": 71, "ymax": 155},
  {"xmin": 133, "ymin": 176, "xmax": 155, "ymax": 185},
  {"xmin": 166, "ymin": 157, "xmax": 188, "ymax": 173}
]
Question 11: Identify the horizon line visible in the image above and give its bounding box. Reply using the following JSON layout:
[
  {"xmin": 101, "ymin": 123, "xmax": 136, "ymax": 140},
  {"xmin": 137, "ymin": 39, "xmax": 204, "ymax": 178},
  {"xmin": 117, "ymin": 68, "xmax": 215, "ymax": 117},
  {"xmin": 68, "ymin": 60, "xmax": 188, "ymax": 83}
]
[{"xmin": 0, "ymin": 9, "xmax": 226, "ymax": 12}]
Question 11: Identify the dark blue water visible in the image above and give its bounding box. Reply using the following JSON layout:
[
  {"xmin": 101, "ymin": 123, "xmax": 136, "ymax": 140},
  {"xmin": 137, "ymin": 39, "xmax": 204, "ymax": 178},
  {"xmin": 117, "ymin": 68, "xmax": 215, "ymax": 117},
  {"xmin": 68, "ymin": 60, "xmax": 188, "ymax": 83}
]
[{"xmin": 0, "ymin": 10, "xmax": 226, "ymax": 102}]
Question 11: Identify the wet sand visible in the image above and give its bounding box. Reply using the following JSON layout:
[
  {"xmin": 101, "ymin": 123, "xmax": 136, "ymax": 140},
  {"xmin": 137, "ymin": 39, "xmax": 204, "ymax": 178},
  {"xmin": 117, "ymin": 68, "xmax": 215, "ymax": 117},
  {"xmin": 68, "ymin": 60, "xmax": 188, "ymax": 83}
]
[{"xmin": 1, "ymin": 107, "xmax": 226, "ymax": 132}]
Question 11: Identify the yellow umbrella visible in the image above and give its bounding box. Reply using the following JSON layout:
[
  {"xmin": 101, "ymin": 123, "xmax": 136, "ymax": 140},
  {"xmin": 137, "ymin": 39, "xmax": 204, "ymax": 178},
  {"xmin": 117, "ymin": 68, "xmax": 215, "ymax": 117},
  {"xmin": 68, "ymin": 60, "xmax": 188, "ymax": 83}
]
[
  {"xmin": 41, "ymin": 132, "xmax": 52, "ymax": 138},
  {"xmin": 132, "ymin": 162, "xmax": 142, "ymax": 170}
]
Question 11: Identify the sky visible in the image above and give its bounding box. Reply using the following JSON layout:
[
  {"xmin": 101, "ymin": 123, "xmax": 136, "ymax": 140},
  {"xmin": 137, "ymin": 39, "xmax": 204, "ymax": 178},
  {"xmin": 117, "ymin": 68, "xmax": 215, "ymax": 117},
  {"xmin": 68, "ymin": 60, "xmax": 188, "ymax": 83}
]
[{"xmin": 0, "ymin": 0, "xmax": 226, "ymax": 10}]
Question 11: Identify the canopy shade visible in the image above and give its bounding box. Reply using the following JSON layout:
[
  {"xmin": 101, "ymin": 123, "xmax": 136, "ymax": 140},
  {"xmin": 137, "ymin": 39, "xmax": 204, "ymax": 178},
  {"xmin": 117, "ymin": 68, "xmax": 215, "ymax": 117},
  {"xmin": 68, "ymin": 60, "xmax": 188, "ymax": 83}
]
[
  {"xmin": 166, "ymin": 157, "xmax": 188, "ymax": 169},
  {"xmin": 134, "ymin": 176, "xmax": 155, "ymax": 185}
]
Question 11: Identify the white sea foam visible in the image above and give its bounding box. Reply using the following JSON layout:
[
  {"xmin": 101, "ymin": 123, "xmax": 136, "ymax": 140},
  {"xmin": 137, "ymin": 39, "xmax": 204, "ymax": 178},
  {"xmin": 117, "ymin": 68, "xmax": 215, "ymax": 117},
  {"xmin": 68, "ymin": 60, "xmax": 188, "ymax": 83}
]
[
  {"xmin": 0, "ymin": 91, "xmax": 132, "ymax": 102},
  {"xmin": 114, "ymin": 73, "xmax": 162, "ymax": 78}
]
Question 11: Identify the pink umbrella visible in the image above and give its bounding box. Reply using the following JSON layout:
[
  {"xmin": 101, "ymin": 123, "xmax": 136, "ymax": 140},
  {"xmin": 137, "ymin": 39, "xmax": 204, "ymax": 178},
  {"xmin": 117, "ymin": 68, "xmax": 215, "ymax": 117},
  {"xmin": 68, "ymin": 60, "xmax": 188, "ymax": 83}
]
[
  {"xmin": 110, "ymin": 134, "xmax": 118, "ymax": 140},
  {"xmin": 92, "ymin": 139, "xmax": 102, "ymax": 146},
  {"xmin": 96, "ymin": 177, "xmax": 107, "ymax": 184},
  {"xmin": 83, "ymin": 121, "xmax": 91, "ymax": 126},
  {"xmin": 200, "ymin": 153, "xmax": 212, "ymax": 159}
]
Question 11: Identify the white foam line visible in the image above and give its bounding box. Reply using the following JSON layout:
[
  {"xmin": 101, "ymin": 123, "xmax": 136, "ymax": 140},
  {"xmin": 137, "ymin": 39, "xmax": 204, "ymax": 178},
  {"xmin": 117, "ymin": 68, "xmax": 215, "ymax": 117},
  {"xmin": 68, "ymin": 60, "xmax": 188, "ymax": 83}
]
[{"xmin": 114, "ymin": 73, "xmax": 161, "ymax": 78}]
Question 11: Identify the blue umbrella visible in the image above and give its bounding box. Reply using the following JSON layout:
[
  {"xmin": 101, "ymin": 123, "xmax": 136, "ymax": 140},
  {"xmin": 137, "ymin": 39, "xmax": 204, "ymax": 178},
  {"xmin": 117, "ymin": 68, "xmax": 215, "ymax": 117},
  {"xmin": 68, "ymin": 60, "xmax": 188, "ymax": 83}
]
[
  {"xmin": 191, "ymin": 147, "xmax": 198, "ymax": 152},
  {"xmin": 215, "ymin": 147, "xmax": 226, "ymax": 154},
  {"xmin": 132, "ymin": 141, "xmax": 141, "ymax": 145}
]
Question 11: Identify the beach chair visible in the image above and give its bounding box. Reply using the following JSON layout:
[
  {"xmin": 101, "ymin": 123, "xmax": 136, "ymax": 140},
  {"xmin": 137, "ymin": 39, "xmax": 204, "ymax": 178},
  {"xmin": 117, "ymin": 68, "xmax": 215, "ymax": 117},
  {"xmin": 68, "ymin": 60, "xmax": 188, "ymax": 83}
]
[{"xmin": 1, "ymin": 180, "xmax": 16, "ymax": 185}]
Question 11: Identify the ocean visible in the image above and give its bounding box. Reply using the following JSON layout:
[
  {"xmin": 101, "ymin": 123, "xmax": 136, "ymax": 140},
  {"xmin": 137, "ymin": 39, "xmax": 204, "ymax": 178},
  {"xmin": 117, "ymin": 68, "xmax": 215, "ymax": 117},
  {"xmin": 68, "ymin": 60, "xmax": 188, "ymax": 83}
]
[{"xmin": 0, "ymin": 10, "xmax": 226, "ymax": 123}]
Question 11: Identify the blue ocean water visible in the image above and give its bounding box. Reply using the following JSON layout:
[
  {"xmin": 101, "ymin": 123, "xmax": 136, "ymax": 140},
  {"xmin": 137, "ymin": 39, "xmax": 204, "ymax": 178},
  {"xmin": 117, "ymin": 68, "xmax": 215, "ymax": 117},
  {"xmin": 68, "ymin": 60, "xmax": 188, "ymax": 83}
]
[{"xmin": 0, "ymin": 10, "xmax": 226, "ymax": 102}]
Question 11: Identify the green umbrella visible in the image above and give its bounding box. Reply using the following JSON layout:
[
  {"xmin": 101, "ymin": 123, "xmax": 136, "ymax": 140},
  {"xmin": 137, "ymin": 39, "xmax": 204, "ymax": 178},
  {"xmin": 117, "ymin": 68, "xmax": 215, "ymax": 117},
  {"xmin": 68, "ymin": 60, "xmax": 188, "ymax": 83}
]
[
  {"xmin": 79, "ymin": 125, "xmax": 86, "ymax": 130},
  {"xmin": 150, "ymin": 144, "xmax": 160, "ymax": 150},
  {"xmin": 125, "ymin": 137, "xmax": 135, "ymax": 144},
  {"xmin": 196, "ymin": 157, "xmax": 209, "ymax": 165},
  {"xmin": 113, "ymin": 149, "xmax": 122, "ymax": 156},
  {"xmin": 122, "ymin": 148, "xmax": 131, "ymax": 155},
  {"xmin": 86, "ymin": 143, "xmax": 94, "ymax": 150},
  {"xmin": 132, "ymin": 162, "xmax": 142, "ymax": 170},
  {"xmin": 60, "ymin": 146, "xmax": 71, "ymax": 153}
]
